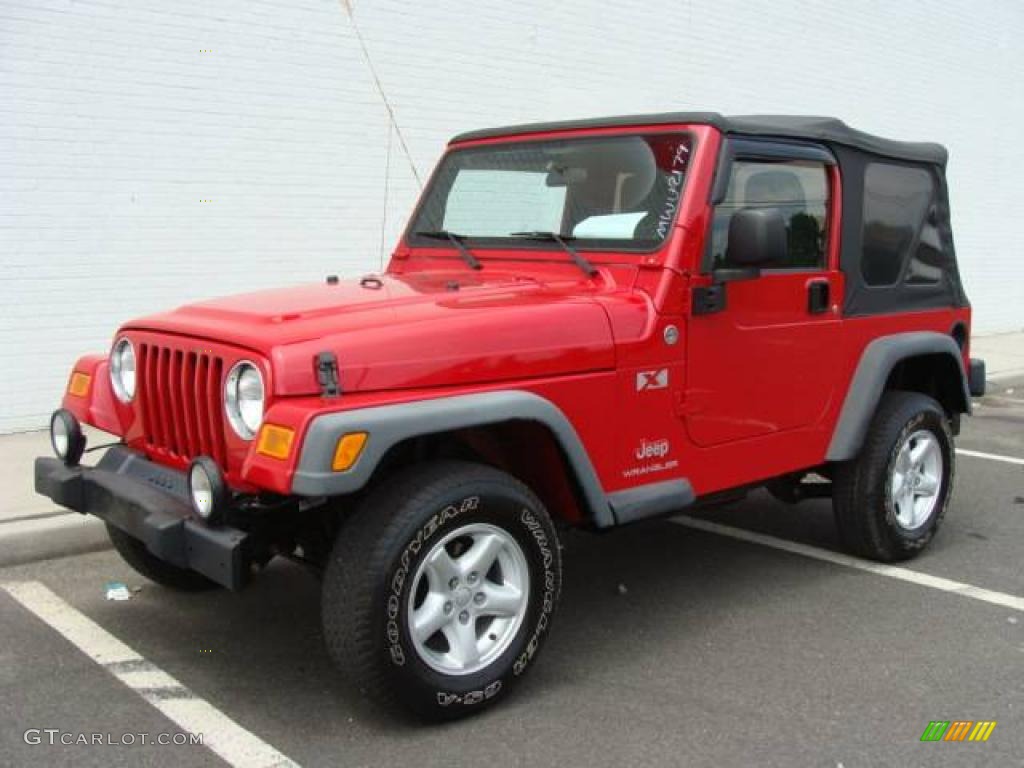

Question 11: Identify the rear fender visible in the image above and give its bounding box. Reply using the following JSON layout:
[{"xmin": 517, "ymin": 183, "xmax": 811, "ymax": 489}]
[{"xmin": 827, "ymin": 332, "xmax": 970, "ymax": 462}]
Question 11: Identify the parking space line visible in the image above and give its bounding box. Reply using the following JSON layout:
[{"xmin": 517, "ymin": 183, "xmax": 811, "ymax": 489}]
[
  {"xmin": 956, "ymin": 448, "xmax": 1024, "ymax": 466},
  {"xmin": 1, "ymin": 581, "xmax": 301, "ymax": 768},
  {"xmin": 671, "ymin": 516, "xmax": 1024, "ymax": 613}
]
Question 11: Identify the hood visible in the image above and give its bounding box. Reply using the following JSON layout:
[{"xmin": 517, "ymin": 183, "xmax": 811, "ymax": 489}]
[{"xmin": 125, "ymin": 271, "xmax": 617, "ymax": 395}]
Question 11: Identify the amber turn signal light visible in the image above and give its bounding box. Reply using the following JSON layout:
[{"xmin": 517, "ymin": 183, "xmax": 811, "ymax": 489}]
[
  {"xmin": 332, "ymin": 432, "xmax": 368, "ymax": 471},
  {"xmin": 256, "ymin": 424, "xmax": 295, "ymax": 460},
  {"xmin": 67, "ymin": 371, "xmax": 91, "ymax": 397}
]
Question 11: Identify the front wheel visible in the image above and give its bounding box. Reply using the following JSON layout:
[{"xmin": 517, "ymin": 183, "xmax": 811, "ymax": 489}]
[
  {"xmin": 321, "ymin": 461, "xmax": 562, "ymax": 720},
  {"xmin": 833, "ymin": 391, "xmax": 955, "ymax": 562}
]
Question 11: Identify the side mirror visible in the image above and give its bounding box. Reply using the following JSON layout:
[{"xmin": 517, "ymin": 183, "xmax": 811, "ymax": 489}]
[{"xmin": 725, "ymin": 207, "xmax": 787, "ymax": 267}]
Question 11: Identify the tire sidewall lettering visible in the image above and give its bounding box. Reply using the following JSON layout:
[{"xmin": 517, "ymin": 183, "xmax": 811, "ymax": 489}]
[
  {"xmin": 383, "ymin": 491, "xmax": 560, "ymax": 712},
  {"xmin": 386, "ymin": 495, "xmax": 480, "ymax": 667},
  {"xmin": 436, "ymin": 680, "xmax": 503, "ymax": 708},
  {"xmin": 512, "ymin": 508, "xmax": 558, "ymax": 678}
]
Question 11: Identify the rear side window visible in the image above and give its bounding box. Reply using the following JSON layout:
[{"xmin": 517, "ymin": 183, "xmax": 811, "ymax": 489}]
[
  {"xmin": 710, "ymin": 160, "xmax": 829, "ymax": 270},
  {"xmin": 861, "ymin": 163, "xmax": 936, "ymax": 285}
]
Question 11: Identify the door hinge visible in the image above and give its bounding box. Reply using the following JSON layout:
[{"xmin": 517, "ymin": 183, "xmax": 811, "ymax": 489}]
[
  {"xmin": 692, "ymin": 285, "xmax": 726, "ymax": 315},
  {"xmin": 315, "ymin": 351, "xmax": 341, "ymax": 397}
]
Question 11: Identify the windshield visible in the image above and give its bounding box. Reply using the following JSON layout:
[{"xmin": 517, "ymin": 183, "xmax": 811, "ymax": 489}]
[{"xmin": 408, "ymin": 132, "xmax": 693, "ymax": 252}]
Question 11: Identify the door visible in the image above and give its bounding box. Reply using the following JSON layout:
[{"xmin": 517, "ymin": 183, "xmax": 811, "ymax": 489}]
[{"xmin": 685, "ymin": 142, "xmax": 842, "ymax": 447}]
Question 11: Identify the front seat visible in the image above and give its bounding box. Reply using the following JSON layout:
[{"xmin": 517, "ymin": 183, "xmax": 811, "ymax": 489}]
[{"xmin": 744, "ymin": 169, "xmax": 820, "ymax": 264}]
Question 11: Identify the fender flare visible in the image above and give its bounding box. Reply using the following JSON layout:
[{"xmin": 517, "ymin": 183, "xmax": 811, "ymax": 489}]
[
  {"xmin": 292, "ymin": 390, "xmax": 619, "ymax": 527},
  {"xmin": 826, "ymin": 331, "xmax": 970, "ymax": 462}
]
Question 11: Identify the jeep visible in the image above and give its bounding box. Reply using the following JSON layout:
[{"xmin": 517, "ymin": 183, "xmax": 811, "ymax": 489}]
[{"xmin": 36, "ymin": 112, "xmax": 986, "ymax": 720}]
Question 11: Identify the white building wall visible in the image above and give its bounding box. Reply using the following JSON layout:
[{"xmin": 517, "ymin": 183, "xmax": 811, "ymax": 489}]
[{"xmin": 2, "ymin": 0, "xmax": 1022, "ymax": 432}]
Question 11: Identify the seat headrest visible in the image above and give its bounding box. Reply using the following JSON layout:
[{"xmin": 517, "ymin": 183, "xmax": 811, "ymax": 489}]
[{"xmin": 744, "ymin": 170, "xmax": 805, "ymax": 207}]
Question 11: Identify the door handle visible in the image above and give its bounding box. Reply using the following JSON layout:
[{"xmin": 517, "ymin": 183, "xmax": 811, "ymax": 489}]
[{"xmin": 807, "ymin": 280, "xmax": 830, "ymax": 314}]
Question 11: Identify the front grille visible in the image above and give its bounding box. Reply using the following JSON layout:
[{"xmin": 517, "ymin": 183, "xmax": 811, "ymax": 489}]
[{"xmin": 138, "ymin": 343, "xmax": 228, "ymax": 467}]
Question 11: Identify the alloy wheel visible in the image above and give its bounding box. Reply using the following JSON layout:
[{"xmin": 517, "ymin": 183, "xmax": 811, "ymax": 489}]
[{"xmin": 407, "ymin": 523, "xmax": 530, "ymax": 675}]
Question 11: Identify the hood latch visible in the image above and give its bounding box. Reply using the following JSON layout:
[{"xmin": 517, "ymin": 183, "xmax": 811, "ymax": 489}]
[{"xmin": 315, "ymin": 351, "xmax": 341, "ymax": 398}]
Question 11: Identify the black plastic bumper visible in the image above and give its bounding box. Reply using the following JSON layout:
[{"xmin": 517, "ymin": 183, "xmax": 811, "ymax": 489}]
[{"xmin": 35, "ymin": 446, "xmax": 249, "ymax": 590}]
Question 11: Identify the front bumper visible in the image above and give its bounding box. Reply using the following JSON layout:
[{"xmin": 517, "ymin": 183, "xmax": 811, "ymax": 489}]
[{"xmin": 35, "ymin": 446, "xmax": 249, "ymax": 590}]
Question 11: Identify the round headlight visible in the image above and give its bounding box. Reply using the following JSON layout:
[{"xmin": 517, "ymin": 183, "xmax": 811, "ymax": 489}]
[
  {"xmin": 224, "ymin": 361, "xmax": 264, "ymax": 439},
  {"xmin": 109, "ymin": 338, "xmax": 136, "ymax": 403}
]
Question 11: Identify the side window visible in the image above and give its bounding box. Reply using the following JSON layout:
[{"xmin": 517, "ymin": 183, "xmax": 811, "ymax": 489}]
[
  {"xmin": 710, "ymin": 160, "xmax": 829, "ymax": 270},
  {"xmin": 861, "ymin": 163, "xmax": 936, "ymax": 286}
]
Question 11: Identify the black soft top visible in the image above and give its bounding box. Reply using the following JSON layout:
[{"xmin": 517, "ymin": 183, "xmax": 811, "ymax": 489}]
[{"xmin": 451, "ymin": 112, "xmax": 947, "ymax": 166}]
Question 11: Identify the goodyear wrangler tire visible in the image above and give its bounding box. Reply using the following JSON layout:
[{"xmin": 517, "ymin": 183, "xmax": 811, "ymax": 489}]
[
  {"xmin": 833, "ymin": 391, "xmax": 955, "ymax": 562},
  {"xmin": 321, "ymin": 460, "xmax": 562, "ymax": 721}
]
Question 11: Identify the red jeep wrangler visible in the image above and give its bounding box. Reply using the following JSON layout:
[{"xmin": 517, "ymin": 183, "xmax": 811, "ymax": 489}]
[{"xmin": 37, "ymin": 113, "xmax": 986, "ymax": 719}]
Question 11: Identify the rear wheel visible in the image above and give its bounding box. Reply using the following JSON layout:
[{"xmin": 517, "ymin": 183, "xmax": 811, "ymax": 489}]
[
  {"xmin": 106, "ymin": 524, "xmax": 218, "ymax": 591},
  {"xmin": 833, "ymin": 391, "xmax": 954, "ymax": 561},
  {"xmin": 321, "ymin": 461, "xmax": 562, "ymax": 720}
]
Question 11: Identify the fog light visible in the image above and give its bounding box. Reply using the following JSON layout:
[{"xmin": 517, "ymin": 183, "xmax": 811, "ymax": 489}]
[
  {"xmin": 50, "ymin": 409, "xmax": 86, "ymax": 466},
  {"xmin": 188, "ymin": 456, "xmax": 227, "ymax": 524}
]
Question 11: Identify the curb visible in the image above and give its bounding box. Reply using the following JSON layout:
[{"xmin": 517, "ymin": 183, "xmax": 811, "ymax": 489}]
[
  {"xmin": 987, "ymin": 371, "xmax": 1024, "ymax": 385},
  {"xmin": 0, "ymin": 513, "xmax": 111, "ymax": 569}
]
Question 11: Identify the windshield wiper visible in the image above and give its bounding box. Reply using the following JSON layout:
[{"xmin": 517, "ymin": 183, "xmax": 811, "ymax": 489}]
[
  {"xmin": 508, "ymin": 231, "xmax": 598, "ymax": 277},
  {"xmin": 414, "ymin": 230, "xmax": 482, "ymax": 270}
]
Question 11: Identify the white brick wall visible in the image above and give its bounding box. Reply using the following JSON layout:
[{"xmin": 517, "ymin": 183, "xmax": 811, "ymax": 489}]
[{"xmin": 2, "ymin": 0, "xmax": 1022, "ymax": 432}]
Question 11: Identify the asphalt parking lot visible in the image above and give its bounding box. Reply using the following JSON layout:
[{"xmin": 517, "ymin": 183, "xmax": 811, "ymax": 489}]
[{"xmin": 2, "ymin": 383, "xmax": 1022, "ymax": 768}]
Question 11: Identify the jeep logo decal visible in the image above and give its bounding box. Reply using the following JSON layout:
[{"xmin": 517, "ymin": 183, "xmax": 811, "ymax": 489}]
[{"xmin": 635, "ymin": 438, "xmax": 670, "ymax": 460}]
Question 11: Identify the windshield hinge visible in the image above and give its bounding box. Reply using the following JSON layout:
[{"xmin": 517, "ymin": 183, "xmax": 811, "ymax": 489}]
[{"xmin": 315, "ymin": 352, "xmax": 341, "ymax": 398}]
